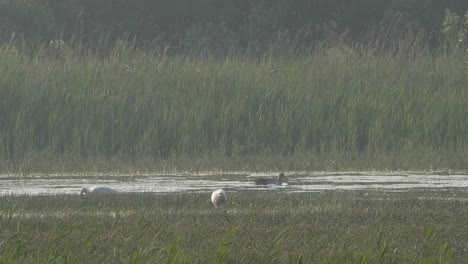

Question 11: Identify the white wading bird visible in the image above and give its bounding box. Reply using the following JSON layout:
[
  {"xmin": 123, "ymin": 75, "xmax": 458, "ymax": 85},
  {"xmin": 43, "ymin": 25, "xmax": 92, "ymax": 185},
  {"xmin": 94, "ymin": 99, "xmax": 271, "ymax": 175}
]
[
  {"xmin": 80, "ymin": 186, "xmax": 116, "ymax": 195},
  {"xmin": 254, "ymin": 173, "xmax": 286, "ymax": 185},
  {"xmin": 211, "ymin": 189, "xmax": 227, "ymax": 208}
]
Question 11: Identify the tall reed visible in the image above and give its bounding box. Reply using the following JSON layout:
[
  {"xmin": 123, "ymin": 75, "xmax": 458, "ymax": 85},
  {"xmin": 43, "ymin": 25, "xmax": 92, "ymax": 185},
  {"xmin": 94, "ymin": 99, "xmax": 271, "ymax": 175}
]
[{"xmin": 0, "ymin": 40, "xmax": 467, "ymax": 163}]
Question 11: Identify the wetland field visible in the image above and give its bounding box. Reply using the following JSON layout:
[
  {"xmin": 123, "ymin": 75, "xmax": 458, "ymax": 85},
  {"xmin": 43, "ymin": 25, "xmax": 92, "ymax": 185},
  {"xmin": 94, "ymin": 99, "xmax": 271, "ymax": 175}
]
[
  {"xmin": 2, "ymin": 171, "xmax": 468, "ymax": 263},
  {"xmin": 0, "ymin": 35, "xmax": 468, "ymax": 263}
]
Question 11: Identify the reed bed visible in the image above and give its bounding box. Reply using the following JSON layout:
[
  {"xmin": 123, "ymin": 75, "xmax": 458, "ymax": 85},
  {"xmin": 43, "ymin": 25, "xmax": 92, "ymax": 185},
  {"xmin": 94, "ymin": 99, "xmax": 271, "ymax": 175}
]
[
  {"xmin": 0, "ymin": 42, "xmax": 467, "ymax": 171},
  {"xmin": 0, "ymin": 190, "xmax": 466, "ymax": 263}
]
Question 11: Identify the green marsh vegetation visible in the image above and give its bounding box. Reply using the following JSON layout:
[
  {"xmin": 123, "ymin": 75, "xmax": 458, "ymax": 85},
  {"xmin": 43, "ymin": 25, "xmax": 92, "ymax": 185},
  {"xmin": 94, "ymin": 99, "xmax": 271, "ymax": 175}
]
[
  {"xmin": 0, "ymin": 6, "xmax": 467, "ymax": 173},
  {"xmin": 1, "ymin": 31, "xmax": 467, "ymax": 173},
  {"xmin": 1, "ymin": 4, "xmax": 467, "ymax": 263},
  {"xmin": 0, "ymin": 190, "xmax": 466, "ymax": 263}
]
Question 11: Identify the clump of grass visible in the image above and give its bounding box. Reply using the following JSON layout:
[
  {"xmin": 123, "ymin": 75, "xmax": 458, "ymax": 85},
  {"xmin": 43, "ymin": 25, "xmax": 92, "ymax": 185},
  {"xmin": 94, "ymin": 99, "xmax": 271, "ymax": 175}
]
[{"xmin": 0, "ymin": 39, "xmax": 467, "ymax": 171}]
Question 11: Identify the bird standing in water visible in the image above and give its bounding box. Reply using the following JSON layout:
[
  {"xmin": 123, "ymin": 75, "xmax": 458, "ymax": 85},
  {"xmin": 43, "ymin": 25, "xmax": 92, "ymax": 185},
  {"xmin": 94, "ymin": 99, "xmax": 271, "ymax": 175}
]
[{"xmin": 254, "ymin": 173, "xmax": 286, "ymax": 185}]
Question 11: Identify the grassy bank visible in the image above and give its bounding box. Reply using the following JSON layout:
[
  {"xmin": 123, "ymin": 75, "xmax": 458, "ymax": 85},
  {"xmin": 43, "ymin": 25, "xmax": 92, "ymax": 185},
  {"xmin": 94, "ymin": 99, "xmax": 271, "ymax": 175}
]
[
  {"xmin": 1, "ymin": 150, "xmax": 468, "ymax": 174},
  {"xmin": 0, "ymin": 42, "xmax": 467, "ymax": 172},
  {"xmin": 1, "ymin": 190, "xmax": 466, "ymax": 263}
]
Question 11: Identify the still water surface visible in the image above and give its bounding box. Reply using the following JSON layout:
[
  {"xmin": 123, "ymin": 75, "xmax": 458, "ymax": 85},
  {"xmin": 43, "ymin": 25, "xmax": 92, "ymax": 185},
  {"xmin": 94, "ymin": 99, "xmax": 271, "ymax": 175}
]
[{"xmin": 1, "ymin": 171, "xmax": 468, "ymax": 196}]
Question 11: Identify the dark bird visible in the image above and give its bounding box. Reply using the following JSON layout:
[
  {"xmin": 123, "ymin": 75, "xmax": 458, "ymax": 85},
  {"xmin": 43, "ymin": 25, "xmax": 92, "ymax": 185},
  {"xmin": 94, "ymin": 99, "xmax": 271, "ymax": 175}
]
[{"xmin": 254, "ymin": 173, "xmax": 286, "ymax": 185}]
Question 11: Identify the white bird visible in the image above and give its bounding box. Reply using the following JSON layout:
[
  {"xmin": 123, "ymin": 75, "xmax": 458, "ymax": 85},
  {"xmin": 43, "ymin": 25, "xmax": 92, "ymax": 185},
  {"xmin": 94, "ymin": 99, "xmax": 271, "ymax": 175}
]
[
  {"xmin": 254, "ymin": 173, "xmax": 286, "ymax": 185},
  {"xmin": 80, "ymin": 186, "xmax": 116, "ymax": 195},
  {"xmin": 211, "ymin": 189, "xmax": 227, "ymax": 208}
]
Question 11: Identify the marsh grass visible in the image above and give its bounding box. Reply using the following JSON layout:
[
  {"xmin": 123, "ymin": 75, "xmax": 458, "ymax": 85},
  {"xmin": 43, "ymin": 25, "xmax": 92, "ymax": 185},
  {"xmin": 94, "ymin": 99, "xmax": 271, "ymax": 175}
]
[
  {"xmin": 0, "ymin": 190, "xmax": 467, "ymax": 263},
  {"xmin": 0, "ymin": 40, "xmax": 467, "ymax": 172}
]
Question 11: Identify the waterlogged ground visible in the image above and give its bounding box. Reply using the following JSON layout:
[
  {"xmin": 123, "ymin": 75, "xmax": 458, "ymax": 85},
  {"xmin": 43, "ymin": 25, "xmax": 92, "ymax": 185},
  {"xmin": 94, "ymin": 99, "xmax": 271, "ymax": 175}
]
[
  {"xmin": 2, "ymin": 172, "xmax": 468, "ymax": 262},
  {"xmin": 2, "ymin": 171, "xmax": 468, "ymax": 196}
]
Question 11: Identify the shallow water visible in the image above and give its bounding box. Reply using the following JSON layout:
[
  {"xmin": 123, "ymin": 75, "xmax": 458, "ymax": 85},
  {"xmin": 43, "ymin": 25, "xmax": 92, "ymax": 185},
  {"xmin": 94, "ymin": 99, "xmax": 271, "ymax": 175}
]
[{"xmin": 1, "ymin": 171, "xmax": 468, "ymax": 196}]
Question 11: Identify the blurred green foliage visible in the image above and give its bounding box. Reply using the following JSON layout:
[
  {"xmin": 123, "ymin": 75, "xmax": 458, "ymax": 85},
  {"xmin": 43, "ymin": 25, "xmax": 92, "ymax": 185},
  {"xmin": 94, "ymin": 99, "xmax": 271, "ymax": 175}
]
[
  {"xmin": 0, "ymin": 0, "xmax": 467, "ymax": 53},
  {"xmin": 442, "ymin": 9, "xmax": 468, "ymax": 51}
]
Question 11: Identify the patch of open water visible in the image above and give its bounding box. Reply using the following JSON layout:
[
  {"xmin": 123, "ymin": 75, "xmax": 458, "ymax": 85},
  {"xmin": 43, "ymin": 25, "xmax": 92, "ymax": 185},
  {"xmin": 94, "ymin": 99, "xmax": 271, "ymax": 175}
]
[{"xmin": 1, "ymin": 171, "xmax": 468, "ymax": 196}]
